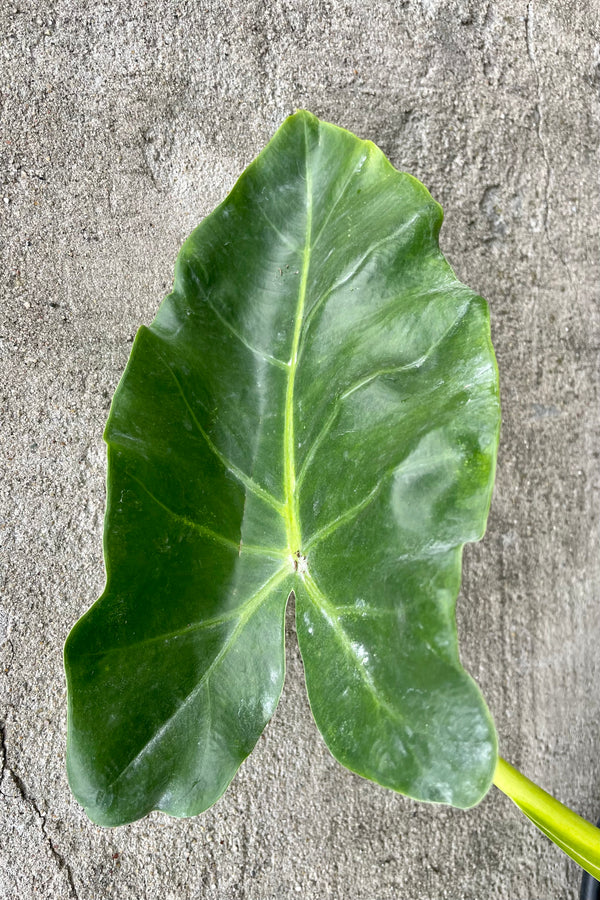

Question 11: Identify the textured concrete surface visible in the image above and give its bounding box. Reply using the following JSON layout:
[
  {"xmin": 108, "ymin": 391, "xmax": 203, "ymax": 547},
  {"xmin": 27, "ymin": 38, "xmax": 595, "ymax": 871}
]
[{"xmin": 1, "ymin": 1, "xmax": 599, "ymax": 897}]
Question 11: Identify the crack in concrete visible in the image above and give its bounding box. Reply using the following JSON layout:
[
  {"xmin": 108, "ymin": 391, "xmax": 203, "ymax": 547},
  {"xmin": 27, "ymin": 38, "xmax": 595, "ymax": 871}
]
[
  {"xmin": 525, "ymin": 2, "xmax": 578, "ymax": 297},
  {"xmin": 0, "ymin": 720, "xmax": 6, "ymax": 789},
  {"xmin": 0, "ymin": 722, "xmax": 79, "ymax": 900}
]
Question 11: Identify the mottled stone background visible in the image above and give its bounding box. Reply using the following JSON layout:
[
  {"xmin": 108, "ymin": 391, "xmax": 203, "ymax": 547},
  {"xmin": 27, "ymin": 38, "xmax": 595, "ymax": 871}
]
[{"xmin": 1, "ymin": 1, "xmax": 599, "ymax": 897}]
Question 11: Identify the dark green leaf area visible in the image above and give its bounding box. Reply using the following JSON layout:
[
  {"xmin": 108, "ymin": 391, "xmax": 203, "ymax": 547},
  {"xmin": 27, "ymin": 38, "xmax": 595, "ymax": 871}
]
[
  {"xmin": 68, "ymin": 378, "xmax": 291, "ymax": 824},
  {"xmin": 296, "ymin": 579, "xmax": 494, "ymax": 807},
  {"xmin": 296, "ymin": 501, "xmax": 495, "ymax": 808},
  {"xmin": 150, "ymin": 122, "xmax": 313, "ymax": 500},
  {"xmin": 298, "ymin": 297, "xmax": 498, "ymax": 543},
  {"xmin": 104, "ymin": 325, "xmax": 288, "ymax": 552},
  {"xmin": 67, "ymin": 560, "xmax": 291, "ymax": 825},
  {"xmin": 99, "ymin": 450, "xmax": 286, "ymax": 640},
  {"xmin": 295, "ymin": 293, "xmax": 498, "ymax": 807}
]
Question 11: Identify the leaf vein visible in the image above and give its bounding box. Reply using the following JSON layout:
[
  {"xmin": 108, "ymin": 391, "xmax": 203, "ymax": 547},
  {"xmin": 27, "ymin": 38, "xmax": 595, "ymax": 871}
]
[
  {"xmin": 202, "ymin": 292, "xmax": 289, "ymax": 371},
  {"xmin": 254, "ymin": 202, "xmax": 298, "ymax": 251},
  {"xmin": 296, "ymin": 301, "xmax": 472, "ymax": 490},
  {"xmin": 304, "ymin": 480, "xmax": 385, "ymax": 551},
  {"xmin": 130, "ymin": 472, "xmax": 286, "ymax": 559},
  {"xmin": 299, "ymin": 211, "xmax": 422, "ymax": 351},
  {"xmin": 303, "ymin": 572, "xmax": 404, "ymax": 726},
  {"xmin": 104, "ymin": 564, "xmax": 290, "ymax": 792},
  {"xmin": 155, "ymin": 349, "xmax": 285, "ymax": 515},
  {"xmin": 340, "ymin": 301, "xmax": 472, "ymax": 401},
  {"xmin": 283, "ymin": 118, "xmax": 313, "ymax": 552},
  {"xmin": 309, "ymin": 143, "xmax": 368, "ymax": 252},
  {"xmin": 129, "ymin": 473, "xmax": 239, "ymax": 550},
  {"xmin": 81, "ymin": 608, "xmax": 244, "ymax": 659}
]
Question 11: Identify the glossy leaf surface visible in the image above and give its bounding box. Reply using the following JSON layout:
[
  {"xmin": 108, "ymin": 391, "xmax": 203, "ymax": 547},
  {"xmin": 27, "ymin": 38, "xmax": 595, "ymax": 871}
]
[{"xmin": 65, "ymin": 111, "xmax": 500, "ymax": 826}]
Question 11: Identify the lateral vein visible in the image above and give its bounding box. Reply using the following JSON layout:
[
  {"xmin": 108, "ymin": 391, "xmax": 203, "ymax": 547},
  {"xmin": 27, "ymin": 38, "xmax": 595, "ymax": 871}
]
[
  {"xmin": 302, "ymin": 571, "xmax": 404, "ymax": 725},
  {"xmin": 104, "ymin": 563, "xmax": 290, "ymax": 791},
  {"xmin": 304, "ymin": 480, "xmax": 384, "ymax": 551},
  {"xmin": 202, "ymin": 292, "xmax": 290, "ymax": 371},
  {"xmin": 154, "ymin": 348, "xmax": 285, "ymax": 515}
]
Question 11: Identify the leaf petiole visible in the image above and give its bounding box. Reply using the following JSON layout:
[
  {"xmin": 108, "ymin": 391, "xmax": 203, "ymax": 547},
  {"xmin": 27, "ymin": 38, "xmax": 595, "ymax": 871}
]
[{"xmin": 494, "ymin": 756, "xmax": 600, "ymax": 880}]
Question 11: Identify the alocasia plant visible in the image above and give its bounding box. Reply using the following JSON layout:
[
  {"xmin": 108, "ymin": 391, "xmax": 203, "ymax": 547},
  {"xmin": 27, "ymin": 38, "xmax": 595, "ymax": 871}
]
[{"xmin": 64, "ymin": 110, "xmax": 600, "ymax": 878}]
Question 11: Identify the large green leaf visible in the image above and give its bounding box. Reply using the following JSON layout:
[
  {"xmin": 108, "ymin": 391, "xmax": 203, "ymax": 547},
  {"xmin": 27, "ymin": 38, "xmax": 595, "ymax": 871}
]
[{"xmin": 65, "ymin": 110, "xmax": 500, "ymax": 826}]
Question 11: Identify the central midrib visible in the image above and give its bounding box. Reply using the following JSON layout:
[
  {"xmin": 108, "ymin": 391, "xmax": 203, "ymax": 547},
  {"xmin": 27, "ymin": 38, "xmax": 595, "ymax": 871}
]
[{"xmin": 283, "ymin": 122, "xmax": 312, "ymax": 557}]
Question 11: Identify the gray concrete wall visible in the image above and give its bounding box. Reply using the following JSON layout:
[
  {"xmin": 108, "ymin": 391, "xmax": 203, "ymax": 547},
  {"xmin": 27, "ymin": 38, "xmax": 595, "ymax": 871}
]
[{"xmin": 1, "ymin": 1, "xmax": 599, "ymax": 897}]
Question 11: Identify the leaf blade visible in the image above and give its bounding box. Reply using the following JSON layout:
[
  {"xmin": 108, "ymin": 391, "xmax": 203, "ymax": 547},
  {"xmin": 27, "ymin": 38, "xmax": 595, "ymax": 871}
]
[{"xmin": 65, "ymin": 110, "xmax": 500, "ymax": 824}]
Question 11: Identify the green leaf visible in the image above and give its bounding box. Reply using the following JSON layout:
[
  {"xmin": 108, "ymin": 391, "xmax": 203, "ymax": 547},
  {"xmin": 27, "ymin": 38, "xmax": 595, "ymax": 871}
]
[{"xmin": 65, "ymin": 110, "xmax": 500, "ymax": 826}]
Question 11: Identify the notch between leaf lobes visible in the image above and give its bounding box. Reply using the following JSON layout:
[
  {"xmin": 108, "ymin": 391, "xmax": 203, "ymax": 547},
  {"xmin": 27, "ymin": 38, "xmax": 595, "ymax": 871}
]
[{"xmin": 291, "ymin": 549, "xmax": 308, "ymax": 576}]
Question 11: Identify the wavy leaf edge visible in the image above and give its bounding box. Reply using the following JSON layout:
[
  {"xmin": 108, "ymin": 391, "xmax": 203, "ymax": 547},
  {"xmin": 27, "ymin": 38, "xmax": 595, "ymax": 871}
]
[{"xmin": 65, "ymin": 110, "xmax": 501, "ymax": 826}]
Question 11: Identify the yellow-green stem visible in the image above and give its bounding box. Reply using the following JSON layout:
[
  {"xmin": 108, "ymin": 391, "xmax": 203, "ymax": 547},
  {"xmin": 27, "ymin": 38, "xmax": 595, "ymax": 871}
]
[{"xmin": 494, "ymin": 756, "xmax": 600, "ymax": 880}]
